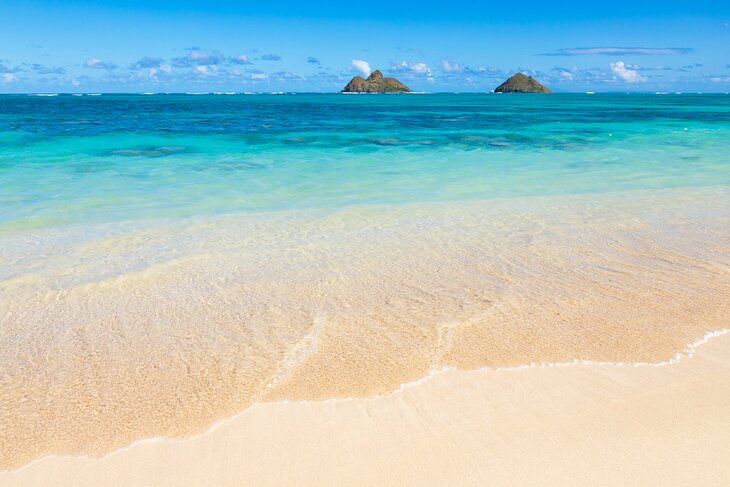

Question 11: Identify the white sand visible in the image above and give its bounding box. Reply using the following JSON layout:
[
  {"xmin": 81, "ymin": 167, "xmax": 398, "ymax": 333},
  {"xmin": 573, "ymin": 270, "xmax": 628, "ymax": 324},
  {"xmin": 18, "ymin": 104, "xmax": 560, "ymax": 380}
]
[
  {"xmin": 3, "ymin": 188, "xmax": 730, "ymax": 467},
  {"xmin": 3, "ymin": 331, "xmax": 729, "ymax": 487}
]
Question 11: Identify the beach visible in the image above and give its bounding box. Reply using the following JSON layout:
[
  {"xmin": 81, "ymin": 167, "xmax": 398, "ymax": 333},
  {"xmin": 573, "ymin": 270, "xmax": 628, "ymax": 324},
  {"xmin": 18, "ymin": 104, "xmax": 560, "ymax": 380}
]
[
  {"xmin": 1, "ymin": 93, "xmax": 729, "ymax": 484},
  {"xmin": 2, "ymin": 186, "xmax": 729, "ymax": 474},
  {"xmin": 2, "ymin": 331, "xmax": 729, "ymax": 486}
]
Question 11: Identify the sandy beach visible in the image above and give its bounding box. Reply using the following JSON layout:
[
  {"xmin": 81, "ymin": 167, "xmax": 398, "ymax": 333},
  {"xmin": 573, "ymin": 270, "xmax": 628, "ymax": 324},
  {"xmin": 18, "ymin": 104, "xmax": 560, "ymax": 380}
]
[
  {"xmin": 3, "ymin": 330, "xmax": 729, "ymax": 486},
  {"xmin": 2, "ymin": 187, "xmax": 730, "ymax": 475},
  {"xmin": 2, "ymin": 90, "xmax": 730, "ymax": 485}
]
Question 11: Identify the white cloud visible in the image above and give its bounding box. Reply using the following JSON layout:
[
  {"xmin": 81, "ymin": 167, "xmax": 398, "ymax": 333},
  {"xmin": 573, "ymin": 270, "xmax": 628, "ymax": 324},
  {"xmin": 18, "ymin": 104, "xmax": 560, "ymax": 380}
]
[
  {"xmin": 2, "ymin": 73, "xmax": 16, "ymax": 83},
  {"xmin": 230, "ymin": 54, "xmax": 252, "ymax": 65},
  {"xmin": 173, "ymin": 50, "xmax": 225, "ymax": 68},
  {"xmin": 130, "ymin": 57, "xmax": 165, "ymax": 69},
  {"xmin": 147, "ymin": 63, "xmax": 173, "ymax": 80},
  {"xmin": 710, "ymin": 76, "xmax": 730, "ymax": 83},
  {"xmin": 411, "ymin": 63, "xmax": 430, "ymax": 74},
  {"xmin": 84, "ymin": 58, "xmax": 116, "ymax": 70},
  {"xmin": 394, "ymin": 61, "xmax": 431, "ymax": 74},
  {"xmin": 351, "ymin": 59, "xmax": 371, "ymax": 77},
  {"xmin": 440, "ymin": 60, "xmax": 463, "ymax": 73},
  {"xmin": 610, "ymin": 61, "xmax": 646, "ymax": 83},
  {"xmin": 553, "ymin": 67, "xmax": 573, "ymax": 80},
  {"xmin": 71, "ymin": 79, "xmax": 80, "ymax": 86},
  {"xmin": 392, "ymin": 61, "xmax": 432, "ymax": 78}
]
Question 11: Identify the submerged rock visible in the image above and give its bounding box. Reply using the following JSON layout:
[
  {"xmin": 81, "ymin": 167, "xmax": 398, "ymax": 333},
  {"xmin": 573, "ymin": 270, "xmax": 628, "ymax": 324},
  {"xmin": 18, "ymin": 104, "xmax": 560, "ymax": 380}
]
[
  {"xmin": 494, "ymin": 73, "xmax": 553, "ymax": 93},
  {"xmin": 342, "ymin": 70, "xmax": 412, "ymax": 93}
]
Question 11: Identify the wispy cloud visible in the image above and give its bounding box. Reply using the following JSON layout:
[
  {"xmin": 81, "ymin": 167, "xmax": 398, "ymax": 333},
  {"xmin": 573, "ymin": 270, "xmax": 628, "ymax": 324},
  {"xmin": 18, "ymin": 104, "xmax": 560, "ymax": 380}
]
[
  {"xmin": 351, "ymin": 59, "xmax": 371, "ymax": 77},
  {"xmin": 677, "ymin": 63, "xmax": 703, "ymax": 72},
  {"xmin": 271, "ymin": 71, "xmax": 305, "ymax": 81},
  {"xmin": 2, "ymin": 73, "xmax": 16, "ymax": 83},
  {"xmin": 172, "ymin": 50, "xmax": 225, "ymax": 68},
  {"xmin": 439, "ymin": 60, "xmax": 501, "ymax": 79},
  {"xmin": 543, "ymin": 47, "xmax": 693, "ymax": 56},
  {"xmin": 130, "ymin": 57, "xmax": 165, "ymax": 69},
  {"xmin": 610, "ymin": 61, "xmax": 646, "ymax": 83},
  {"xmin": 229, "ymin": 54, "xmax": 252, "ymax": 65},
  {"xmin": 248, "ymin": 70, "xmax": 268, "ymax": 80},
  {"xmin": 147, "ymin": 64, "xmax": 173, "ymax": 80},
  {"xmin": 84, "ymin": 58, "xmax": 117, "ymax": 70},
  {"xmin": 440, "ymin": 60, "xmax": 463, "ymax": 73},
  {"xmin": 391, "ymin": 61, "xmax": 431, "ymax": 76},
  {"xmin": 0, "ymin": 63, "xmax": 17, "ymax": 73},
  {"xmin": 193, "ymin": 65, "xmax": 213, "ymax": 76},
  {"xmin": 552, "ymin": 67, "xmax": 573, "ymax": 80},
  {"xmin": 260, "ymin": 54, "xmax": 282, "ymax": 61},
  {"xmin": 28, "ymin": 63, "xmax": 66, "ymax": 75},
  {"xmin": 306, "ymin": 56, "xmax": 321, "ymax": 66}
]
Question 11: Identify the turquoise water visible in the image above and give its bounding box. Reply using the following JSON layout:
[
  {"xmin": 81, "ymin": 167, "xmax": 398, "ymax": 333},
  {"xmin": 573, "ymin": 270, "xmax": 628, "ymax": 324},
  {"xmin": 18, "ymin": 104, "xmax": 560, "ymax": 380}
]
[{"xmin": 1, "ymin": 93, "xmax": 729, "ymax": 230}]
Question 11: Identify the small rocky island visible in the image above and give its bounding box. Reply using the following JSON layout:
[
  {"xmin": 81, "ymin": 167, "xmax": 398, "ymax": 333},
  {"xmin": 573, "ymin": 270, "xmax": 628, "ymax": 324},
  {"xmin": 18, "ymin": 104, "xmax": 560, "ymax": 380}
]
[
  {"xmin": 342, "ymin": 70, "xmax": 412, "ymax": 93},
  {"xmin": 494, "ymin": 73, "xmax": 553, "ymax": 93}
]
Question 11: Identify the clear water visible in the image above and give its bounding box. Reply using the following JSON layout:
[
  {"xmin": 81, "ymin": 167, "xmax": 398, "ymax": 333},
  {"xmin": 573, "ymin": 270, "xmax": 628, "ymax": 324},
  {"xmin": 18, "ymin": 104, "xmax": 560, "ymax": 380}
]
[
  {"xmin": 2, "ymin": 93, "xmax": 730, "ymax": 467},
  {"xmin": 1, "ymin": 93, "xmax": 729, "ymax": 231}
]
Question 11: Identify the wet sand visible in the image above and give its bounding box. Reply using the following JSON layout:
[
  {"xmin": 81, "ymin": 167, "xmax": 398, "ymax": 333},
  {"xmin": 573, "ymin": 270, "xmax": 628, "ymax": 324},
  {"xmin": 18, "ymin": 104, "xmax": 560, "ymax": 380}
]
[
  {"xmin": 1, "ymin": 186, "xmax": 729, "ymax": 472},
  {"xmin": 2, "ymin": 331, "xmax": 729, "ymax": 486}
]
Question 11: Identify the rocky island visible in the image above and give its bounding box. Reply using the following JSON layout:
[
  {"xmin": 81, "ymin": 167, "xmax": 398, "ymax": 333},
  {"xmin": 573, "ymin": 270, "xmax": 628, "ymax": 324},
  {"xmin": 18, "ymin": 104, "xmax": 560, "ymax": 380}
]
[
  {"xmin": 494, "ymin": 73, "xmax": 553, "ymax": 93},
  {"xmin": 342, "ymin": 70, "xmax": 412, "ymax": 93}
]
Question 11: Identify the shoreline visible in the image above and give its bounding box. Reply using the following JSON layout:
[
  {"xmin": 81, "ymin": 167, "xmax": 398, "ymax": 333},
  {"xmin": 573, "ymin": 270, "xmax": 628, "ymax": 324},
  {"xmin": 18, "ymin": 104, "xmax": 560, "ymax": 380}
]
[
  {"xmin": 2, "ymin": 185, "xmax": 729, "ymax": 470},
  {"xmin": 4, "ymin": 326, "xmax": 728, "ymax": 474},
  {"xmin": 3, "ymin": 182, "xmax": 729, "ymax": 236},
  {"xmin": 3, "ymin": 327, "xmax": 730, "ymax": 486}
]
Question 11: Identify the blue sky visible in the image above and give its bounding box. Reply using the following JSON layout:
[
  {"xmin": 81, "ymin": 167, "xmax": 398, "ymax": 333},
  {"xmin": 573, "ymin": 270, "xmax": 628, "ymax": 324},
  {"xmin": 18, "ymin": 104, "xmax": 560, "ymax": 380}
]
[{"xmin": 1, "ymin": 0, "xmax": 729, "ymax": 92}]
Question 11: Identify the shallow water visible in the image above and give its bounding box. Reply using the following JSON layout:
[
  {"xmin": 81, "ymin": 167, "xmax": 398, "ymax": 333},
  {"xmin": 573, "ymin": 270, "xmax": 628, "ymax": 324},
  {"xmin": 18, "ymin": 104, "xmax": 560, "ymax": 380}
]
[
  {"xmin": 0, "ymin": 94, "xmax": 729, "ymax": 469},
  {"xmin": 1, "ymin": 93, "xmax": 729, "ymax": 230}
]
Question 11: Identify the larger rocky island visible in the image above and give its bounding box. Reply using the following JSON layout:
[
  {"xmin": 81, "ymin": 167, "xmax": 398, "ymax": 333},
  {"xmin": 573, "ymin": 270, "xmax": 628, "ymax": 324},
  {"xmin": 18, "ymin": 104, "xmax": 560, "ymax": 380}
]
[
  {"xmin": 494, "ymin": 73, "xmax": 553, "ymax": 93},
  {"xmin": 342, "ymin": 70, "xmax": 412, "ymax": 93}
]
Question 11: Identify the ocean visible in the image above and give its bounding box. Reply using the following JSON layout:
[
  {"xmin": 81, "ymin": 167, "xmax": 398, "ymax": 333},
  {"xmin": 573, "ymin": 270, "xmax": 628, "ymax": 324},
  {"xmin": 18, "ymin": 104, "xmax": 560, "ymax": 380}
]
[{"xmin": 1, "ymin": 93, "xmax": 729, "ymax": 230}]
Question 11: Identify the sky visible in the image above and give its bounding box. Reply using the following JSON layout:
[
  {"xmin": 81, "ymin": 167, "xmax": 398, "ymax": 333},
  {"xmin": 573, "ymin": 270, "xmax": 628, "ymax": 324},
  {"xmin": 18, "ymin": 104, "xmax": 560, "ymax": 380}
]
[{"xmin": 1, "ymin": 0, "xmax": 729, "ymax": 92}]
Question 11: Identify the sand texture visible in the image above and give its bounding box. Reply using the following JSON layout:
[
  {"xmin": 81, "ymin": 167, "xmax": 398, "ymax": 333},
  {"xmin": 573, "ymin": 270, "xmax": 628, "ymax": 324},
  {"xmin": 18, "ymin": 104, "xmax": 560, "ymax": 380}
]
[
  {"xmin": 2, "ymin": 331, "xmax": 729, "ymax": 486},
  {"xmin": 1, "ymin": 186, "xmax": 729, "ymax": 471}
]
